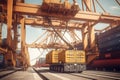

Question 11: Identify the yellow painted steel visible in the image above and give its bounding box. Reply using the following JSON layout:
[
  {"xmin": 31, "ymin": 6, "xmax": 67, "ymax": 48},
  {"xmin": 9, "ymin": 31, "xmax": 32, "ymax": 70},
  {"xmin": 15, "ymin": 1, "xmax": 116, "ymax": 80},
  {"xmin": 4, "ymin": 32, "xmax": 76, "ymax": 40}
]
[
  {"xmin": 64, "ymin": 0, "xmax": 71, "ymax": 9},
  {"xmin": 46, "ymin": 50, "xmax": 86, "ymax": 64},
  {"xmin": 46, "ymin": 50, "xmax": 62, "ymax": 64},
  {"xmin": 59, "ymin": 50, "xmax": 86, "ymax": 63},
  {"xmin": 43, "ymin": 0, "xmax": 60, "ymax": 4}
]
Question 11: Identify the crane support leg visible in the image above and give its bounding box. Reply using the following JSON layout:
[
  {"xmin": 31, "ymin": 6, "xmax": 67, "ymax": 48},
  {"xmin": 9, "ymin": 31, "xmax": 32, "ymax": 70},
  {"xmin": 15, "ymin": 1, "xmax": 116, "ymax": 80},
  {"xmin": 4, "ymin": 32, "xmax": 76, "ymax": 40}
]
[
  {"xmin": 12, "ymin": 15, "xmax": 18, "ymax": 67},
  {"xmin": 88, "ymin": 22, "xmax": 95, "ymax": 52},
  {"xmin": 5, "ymin": 0, "xmax": 16, "ymax": 68},
  {"xmin": 0, "ymin": 23, "xmax": 2, "ymax": 44},
  {"xmin": 87, "ymin": 22, "xmax": 99, "ymax": 64},
  {"xmin": 21, "ymin": 18, "xmax": 30, "ymax": 70},
  {"xmin": 82, "ymin": 25, "xmax": 88, "ymax": 51}
]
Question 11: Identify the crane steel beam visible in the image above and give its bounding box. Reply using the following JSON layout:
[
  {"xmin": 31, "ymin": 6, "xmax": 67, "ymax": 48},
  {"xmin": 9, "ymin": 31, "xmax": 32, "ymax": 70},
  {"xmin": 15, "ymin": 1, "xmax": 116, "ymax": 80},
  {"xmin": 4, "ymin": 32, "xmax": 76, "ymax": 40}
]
[
  {"xmin": 7, "ymin": 0, "xmax": 13, "ymax": 47},
  {"xmin": 82, "ymin": 25, "xmax": 88, "ymax": 51},
  {"xmin": 26, "ymin": 43, "xmax": 68, "ymax": 49},
  {"xmin": 88, "ymin": 22, "xmax": 95, "ymax": 51},
  {"xmin": 1, "ymin": 3, "xmax": 120, "ymax": 24},
  {"xmin": 0, "ymin": 48, "xmax": 7, "ymax": 53},
  {"xmin": 11, "ymin": 3, "xmax": 120, "ymax": 23},
  {"xmin": 24, "ymin": 18, "xmax": 83, "ymax": 29}
]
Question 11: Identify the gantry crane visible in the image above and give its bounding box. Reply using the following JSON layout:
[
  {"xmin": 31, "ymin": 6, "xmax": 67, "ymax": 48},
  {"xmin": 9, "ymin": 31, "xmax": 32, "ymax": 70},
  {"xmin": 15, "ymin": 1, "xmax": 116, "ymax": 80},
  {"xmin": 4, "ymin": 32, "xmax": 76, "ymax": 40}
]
[{"xmin": 0, "ymin": 0, "xmax": 120, "ymax": 69}]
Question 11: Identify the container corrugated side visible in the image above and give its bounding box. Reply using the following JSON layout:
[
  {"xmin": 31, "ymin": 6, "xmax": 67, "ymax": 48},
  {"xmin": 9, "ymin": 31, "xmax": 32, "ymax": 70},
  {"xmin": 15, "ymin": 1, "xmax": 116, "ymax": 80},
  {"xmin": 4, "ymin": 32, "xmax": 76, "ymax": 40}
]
[
  {"xmin": 58, "ymin": 50, "xmax": 86, "ymax": 63},
  {"xmin": 46, "ymin": 50, "xmax": 62, "ymax": 64}
]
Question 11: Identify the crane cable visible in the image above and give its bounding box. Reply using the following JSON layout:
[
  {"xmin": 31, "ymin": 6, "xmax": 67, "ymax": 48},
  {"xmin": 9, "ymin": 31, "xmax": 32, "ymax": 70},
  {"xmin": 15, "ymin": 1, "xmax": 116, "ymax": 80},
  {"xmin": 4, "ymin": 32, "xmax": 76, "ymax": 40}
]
[
  {"xmin": 96, "ymin": 0, "xmax": 106, "ymax": 13},
  {"xmin": 115, "ymin": 0, "xmax": 120, "ymax": 6},
  {"xmin": 45, "ymin": 17, "xmax": 74, "ymax": 49}
]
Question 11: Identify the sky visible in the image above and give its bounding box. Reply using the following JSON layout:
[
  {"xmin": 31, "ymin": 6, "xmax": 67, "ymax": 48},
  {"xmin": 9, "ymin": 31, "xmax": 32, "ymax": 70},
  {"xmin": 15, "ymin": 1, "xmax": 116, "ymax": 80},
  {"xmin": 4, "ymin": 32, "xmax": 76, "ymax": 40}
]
[{"xmin": 2, "ymin": 0, "xmax": 120, "ymax": 65}]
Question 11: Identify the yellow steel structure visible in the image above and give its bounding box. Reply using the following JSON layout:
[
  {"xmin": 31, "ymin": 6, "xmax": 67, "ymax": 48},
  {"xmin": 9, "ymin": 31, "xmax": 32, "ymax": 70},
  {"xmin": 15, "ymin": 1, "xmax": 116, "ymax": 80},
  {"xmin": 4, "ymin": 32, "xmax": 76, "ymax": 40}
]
[
  {"xmin": 58, "ymin": 50, "xmax": 86, "ymax": 63},
  {"xmin": 0, "ymin": 0, "xmax": 120, "ymax": 68},
  {"xmin": 46, "ymin": 50, "xmax": 62, "ymax": 64}
]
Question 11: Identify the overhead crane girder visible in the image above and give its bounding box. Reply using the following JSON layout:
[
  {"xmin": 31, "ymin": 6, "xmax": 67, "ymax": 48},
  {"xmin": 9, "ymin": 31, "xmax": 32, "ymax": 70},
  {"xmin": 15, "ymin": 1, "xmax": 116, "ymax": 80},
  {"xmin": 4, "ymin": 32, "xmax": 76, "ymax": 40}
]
[
  {"xmin": 1, "ymin": 2, "xmax": 120, "ymax": 23},
  {"xmin": 24, "ymin": 18, "xmax": 83, "ymax": 29}
]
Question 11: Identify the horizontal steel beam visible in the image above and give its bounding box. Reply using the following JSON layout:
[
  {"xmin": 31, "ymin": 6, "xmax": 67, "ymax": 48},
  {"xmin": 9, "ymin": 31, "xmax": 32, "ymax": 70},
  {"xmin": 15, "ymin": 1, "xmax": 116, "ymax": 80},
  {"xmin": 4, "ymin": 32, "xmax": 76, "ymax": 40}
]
[
  {"xmin": 26, "ymin": 44, "xmax": 69, "ymax": 49},
  {"xmin": 12, "ymin": 3, "xmax": 120, "ymax": 23},
  {"xmin": 24, "ymin": 18, "xmax": 83, "ymax": 29},
  {"xmin": 0, "ymin": 47, "xmax": 7, "ymax": 53}
]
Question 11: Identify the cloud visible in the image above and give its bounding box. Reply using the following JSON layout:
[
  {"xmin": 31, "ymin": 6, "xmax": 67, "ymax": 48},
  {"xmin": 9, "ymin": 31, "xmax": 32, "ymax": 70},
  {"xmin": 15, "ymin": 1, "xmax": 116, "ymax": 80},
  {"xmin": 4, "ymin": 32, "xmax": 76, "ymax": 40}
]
[{"xmin": 111, "ymin": 6, "xmax": 120, "ymax": 10}]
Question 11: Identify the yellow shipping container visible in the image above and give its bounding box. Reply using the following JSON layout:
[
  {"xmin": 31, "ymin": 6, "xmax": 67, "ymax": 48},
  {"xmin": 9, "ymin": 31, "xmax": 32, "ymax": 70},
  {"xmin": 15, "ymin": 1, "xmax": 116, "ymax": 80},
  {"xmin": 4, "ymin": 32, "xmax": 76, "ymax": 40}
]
[
  {"xmin": 46, "ymin": 50, "xmax": 62, "ymax": 64},
  {"xmin": 58, "ymin": 50, "xmax": 86, "ymax": 63},
  {"xmin": 46, "ymin": 53, "xmax": 49, "ymax": 64},
  {"xmin": 75, "ymin": 51, "xmax": 86, "ymax": 63}
]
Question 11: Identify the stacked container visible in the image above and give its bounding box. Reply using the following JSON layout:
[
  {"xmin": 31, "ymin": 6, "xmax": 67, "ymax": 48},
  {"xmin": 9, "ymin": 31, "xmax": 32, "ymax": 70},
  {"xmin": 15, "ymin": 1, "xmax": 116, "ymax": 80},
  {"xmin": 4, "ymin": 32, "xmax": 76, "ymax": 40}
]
[
  {"xmin": 58, "ymin": 50, "xmax": 85, "ymax": 63},
  {"xmin": 91, "ymin": 25, "xmax": 120, "ymax": 70},
  {"xmin": 46, "ymin": 50, "xmax": 86, "ymax": 72},
  {"xmin": 97, "ymin": 25, "xmax": 120, "ymax": 53},
  {"xmin": 46, "ymin": 50, "xmax": 62, "ymax": 64}
]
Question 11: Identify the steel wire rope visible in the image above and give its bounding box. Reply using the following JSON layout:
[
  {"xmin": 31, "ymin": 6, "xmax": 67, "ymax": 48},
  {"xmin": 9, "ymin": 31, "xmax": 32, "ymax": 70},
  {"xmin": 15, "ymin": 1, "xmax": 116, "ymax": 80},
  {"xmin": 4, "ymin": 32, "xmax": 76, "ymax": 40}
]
[
  {"xmin": 46, "ymin": 17, "xmax": 74, "ymax": 49},
  {"xmin": 115, "ymin": 0, "xmax": 120, "ymax": 6},
  {"xmin": 96, "ymin": 0, "xmax": 107, "ymax": 13}
]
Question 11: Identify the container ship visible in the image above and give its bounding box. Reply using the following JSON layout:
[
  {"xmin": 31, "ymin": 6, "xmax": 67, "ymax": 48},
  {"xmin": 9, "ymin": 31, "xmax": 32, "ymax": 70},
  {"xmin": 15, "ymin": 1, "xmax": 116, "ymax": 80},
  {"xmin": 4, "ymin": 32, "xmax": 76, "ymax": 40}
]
[{"xmin": 90, "ymin": 25, "xmax": 120, "ymax": 71}]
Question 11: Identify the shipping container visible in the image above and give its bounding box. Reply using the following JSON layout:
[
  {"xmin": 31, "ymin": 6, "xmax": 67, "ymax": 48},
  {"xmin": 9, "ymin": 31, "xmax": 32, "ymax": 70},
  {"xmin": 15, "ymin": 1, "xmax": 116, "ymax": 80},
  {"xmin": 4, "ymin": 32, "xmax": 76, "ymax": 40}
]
[
  {"xmin": 46, "ymin": 50, "xmax": 86, "ymax": 72},
  {"xmin": 89, "ymin": 25, "xmax": 120, "ymax": 71},
  {"xmin": 97, "ymin": 25, "xmax": 120, "ymax": 54},
  {"xmin": 58, "ymin": 50, "xmax": 85, "ymax": 63},
  {"xmin": 98, "ymin": 37, "xmax": 120, "ymax": 53},
  {"xmin": 46, "ymin": 50, "xmax": 62, "ymax": 64}
]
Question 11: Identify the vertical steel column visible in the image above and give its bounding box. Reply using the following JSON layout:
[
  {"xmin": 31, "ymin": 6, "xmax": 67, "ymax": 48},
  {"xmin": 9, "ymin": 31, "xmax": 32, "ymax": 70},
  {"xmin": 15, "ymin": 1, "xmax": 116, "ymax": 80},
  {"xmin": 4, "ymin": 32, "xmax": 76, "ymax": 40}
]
[
  {"xmin": 13, "ymin": 15, "xmax": 18, "ymax": 51},
  {"xmin": 0, "ymin": 23, "xmax": 2, "ymax": 45},
  {"xmin": 12, "ymin": 15, "xmax": 18, "ymax": 67},
  {"xmin": 88, "ymin": 22, "xmax": 95, "ymax": 52},
  {"xmin": 82, "ymin": 25, "xmax": 88, "ymax": 51},
  {"xmin": 7, "ymin": 0, "xmax": 13, "ymax": 46},
  {"xmin": 25, "ymin": 46, "xmax": 30, "ymax": 66},
  {"xmin": 21, "ymin": 18, "xmax": 30, "ymax": 68},
  {"xmin": 21, "ymin": 18, "xmax": 26, "ymax": 67},
  {"xmin": 6, "ymin": 0, "xmax": 16, "ymax": 67}
]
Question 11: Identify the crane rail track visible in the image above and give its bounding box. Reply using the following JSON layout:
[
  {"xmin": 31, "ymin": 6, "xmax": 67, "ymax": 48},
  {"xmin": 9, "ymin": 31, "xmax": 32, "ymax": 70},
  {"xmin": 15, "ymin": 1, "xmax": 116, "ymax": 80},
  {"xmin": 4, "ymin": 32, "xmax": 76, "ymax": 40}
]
[
  {"xmin": 83, "ymin": 71, "xmax": 120, "ymax": 78},
  {"xmin": 0, "ymin": 69, "xmax": 18, "ymax": 78},
  {"xmin": 34, "ymin": 67, "xmax": 120, "ymax": 80},
  {"xmin": 68, "ymin": 73, "xmax": 96, "ymax": 80},
  {"xmin": 33, "ymin": 68, "xmax": 49, "ymax": 80},
  {"xmin": 83, "ymin": 73, "xmax": 120, "ymax": 80},
  {"xmin": 0, "ymin": 68, "xmax": 25, "ymax": 79}
]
